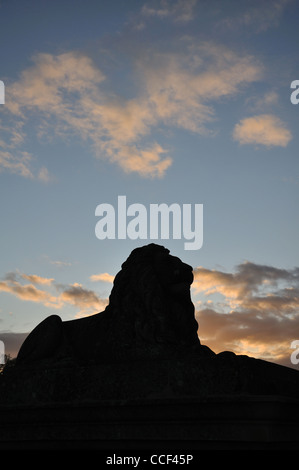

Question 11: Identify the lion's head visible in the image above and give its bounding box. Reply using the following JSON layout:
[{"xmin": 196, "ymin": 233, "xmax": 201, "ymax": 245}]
[{"xmin": 103, "ymin": 243, "xmax": 200, "ymax": 358}]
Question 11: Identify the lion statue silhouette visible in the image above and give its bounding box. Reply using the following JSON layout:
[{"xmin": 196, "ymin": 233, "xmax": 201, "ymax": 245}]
[{"xmin": 17, "ymin": 244, "xmax": 204, "ymax": 365}]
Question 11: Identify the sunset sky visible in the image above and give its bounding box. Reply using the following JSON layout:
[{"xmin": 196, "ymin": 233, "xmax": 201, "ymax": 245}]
[{"xmin": 0, "ymin": 0, "xmax": 298, "ymax": 368}]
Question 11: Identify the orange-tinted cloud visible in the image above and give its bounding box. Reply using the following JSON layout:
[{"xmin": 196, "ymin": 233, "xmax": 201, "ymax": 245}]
[
  {"xmin": 20, "ymin": 274, "xmax": 54, "ymax": 285},
  {"xmin": 0, "ymin": 150, "xmax": 34, "ymax": 179},
  {"xmin": 0, "ymin": 279, "xmax": 60, "ymax": 308},
  {"xmin": 233, "ymin": 114, "xmax": 292, "ymax": 147},
  {"xmin": 90, "ymin": 272, "xmax": 115, "ymax": 283},
  {"xmin": 2, "ymin": 44, "xmax": 262, "ymax": 179},
  {"xmin": 1, "ymin": 262, "xmax": 298, "ymax": 367},
  {"xmin": 0, "ymin": 271, "xmax": 108, "ymax": 317},
  {"xmin": 4, "ymin": 52, "xmax": 171, "ymax": 179},
  {"xmin": 142, "ymin": 42, "xmax": 262, "ymax": 135},
  {"xmin": 193, "ymin": 261, "xmax": 299, "ymax": 367}
]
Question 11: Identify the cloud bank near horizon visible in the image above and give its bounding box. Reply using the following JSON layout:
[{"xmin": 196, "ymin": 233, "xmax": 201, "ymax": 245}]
[
  {"xmin": 1, "ymin": 259, "xmax": 298, "ymax": 367},
  {"xmin": 193, "ymin": 261, "xmax": 299, "ymax": 366}
]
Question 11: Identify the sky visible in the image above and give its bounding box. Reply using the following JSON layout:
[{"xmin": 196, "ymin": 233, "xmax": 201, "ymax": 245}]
[{"xmin": 0, "ymin": 0, "xmax": 298, "ymax": 368}]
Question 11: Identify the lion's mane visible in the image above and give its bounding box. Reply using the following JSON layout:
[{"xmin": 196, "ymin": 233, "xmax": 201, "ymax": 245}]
[{"xmin": 100, "ymin": 243, "xmax": 200, "ymax": 359}]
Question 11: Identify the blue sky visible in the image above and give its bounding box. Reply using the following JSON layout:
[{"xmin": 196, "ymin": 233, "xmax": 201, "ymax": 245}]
[{"xmin": 0, "ymin": 0, "xmax": 298, "ymax": 366}]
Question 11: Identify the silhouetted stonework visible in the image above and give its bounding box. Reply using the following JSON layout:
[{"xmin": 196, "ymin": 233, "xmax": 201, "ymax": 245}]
[
  {"xmin": 1, "ymin": 244, "xmax": 299, "ymax": 448},
  {"xmin": 16, "ymin": 244, "xmax": 201, "ymax": 365}
]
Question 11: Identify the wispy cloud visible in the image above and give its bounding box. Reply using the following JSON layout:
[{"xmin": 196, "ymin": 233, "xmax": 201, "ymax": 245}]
[
  {"xmin": 245, "ymin": 90, "xmax": 279, "ymax": 112},
  {"xmin": 141, "ymin": 42, "xmax": 262, "ymax": 135},
  {"xmin": 0, "ymin": 112, "xmax": 52, "ymax": 181},
  {"xmin": 141, "ymin": 0, "xmax": 197, "ymax": 23},
  {"xmin": 219, "ymin": 0, "xmax": 292, "ymax": 33},
  {"xmin": 20, "ymin": 274, "xmax": 54, "ymax": 285},
  {"xmin": 233, "ymin": 114, "xmax": 292, "ymax": 147},
  {"xmin": 1, "ymin": 43, "xmax": 262, "ymax": 179},
  {"xmin": 193, "ymin": 261, "xmax": 299, "ymax": 366},
  {"xmin": 3, "ymin": 51, "xmax": 172, "ymax": 179},
  {"xmin": 49, "ymin": 259, "xmax": 73, "ymax": 268},
  {"xmin": 0, "ymin": 149, "xmax": 34, "ymax": 179}
]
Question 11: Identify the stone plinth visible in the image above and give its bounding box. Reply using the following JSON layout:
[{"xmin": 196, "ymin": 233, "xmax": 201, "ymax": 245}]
[
  {"xmin": 1, "ymin": 352, "xmax": 299, "ymax": 449},
  {"xmin": 0, "ymin": 396, "xmax": 299, "ymax": 450}
]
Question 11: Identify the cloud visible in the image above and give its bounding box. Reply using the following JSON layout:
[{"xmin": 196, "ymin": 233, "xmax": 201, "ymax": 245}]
[
  {"xmin": 0, "ymin": 150, "xmax": 35, "ymax": 179},
  {"xmin": 219, "ymin": 0, "xmax": 292, "ymax": 33},
  {"xmin": 6, "ymin": 52, "xmax": 105, "ymax": 116},
  {"xmin": 197, "ymin": 307, "xmax": 298, "ymax": 367},
  {"xmin": 141, "ymin": 0, "xmax": 197, "ymax": 22},
  {"xmin": 0, "ymin": 109, "xmax": 48, "ymax": 181},
  {"xmin": 0, "ymin": 279, "xmax": 60, "ymax": 308},
  {"xmin": 37, "ymin": 167, "xmax": 52, "ymax": 183},
  {"xmin": 0, "ymin": 140, "xmax": 53, "ymax": 182},
  {"xmin": 140, "ymin": 42, "xmax": 262, "ymax": 134},
  {"xmin": 90, "ymin": 272, "xmax": 114, "ymax": 283},
  {"xmin": 48, "ymin": 258, "xmax": 73, "ymax": 267},
  {"xmin": 0, "ymin": 271, "xmax": 108, "ymax": 317},
  {"xmin": 192, "ymin": 261, "xmax": 299, "ymax": 366},
  {"xmin": 2, "ymin": 44, "xmax": 262, "ymax": 179},
  {"xmin": 20, "ymin": 274, "xmax": 54, "ymax": 285},
  {"xmin": 246, "ymin": 91, "xmax": 279, "ymax": 112},
  {"xmin": 1, "ymin": 262, "xmax": 298, "ymax": 366},
  {"xmin": 193, "ymin": 261, "xmax": 297, "ymax": 299},
  {"xmin": 3, "ymin": 51, "xmax": 171, "ymax": 179},
  {"xmin": 60, "ymin": 283, "xmax": 108, "ymax": 317},
  {"xmin": 233, "ymin": 114, "xmax": 292, "ymax": 147}
]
